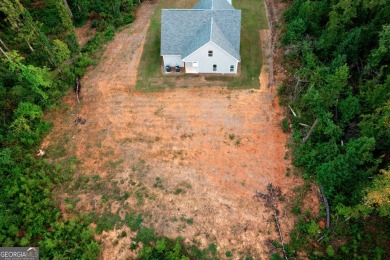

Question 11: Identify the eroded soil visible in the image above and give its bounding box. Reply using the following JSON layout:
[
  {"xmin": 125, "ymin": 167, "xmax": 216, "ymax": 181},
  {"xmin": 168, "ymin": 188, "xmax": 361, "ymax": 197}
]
[
  {"xmin": 43, "ymin": 1, "xmax": 319, "ymax": 259},
  {"xmin": 75, "ymin": 20, "xmax": 97, "ymax": 47}
]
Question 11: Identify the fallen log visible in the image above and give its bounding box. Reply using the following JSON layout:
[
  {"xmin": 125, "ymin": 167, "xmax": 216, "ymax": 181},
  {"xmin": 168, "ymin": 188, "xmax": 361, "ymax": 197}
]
[
  {"xmin": 302, "ymin": 118, "xmax": 318, "ymax": 143},
  {"xmin": 319, "ymin": 186, "xmax": 330, "ymax": 228},
  {"xmin": 75, "ymin": 76, "xmax": 81, "ymax": 103},
  {"xmin": 288, "ymin": 105, "xmax": 297, "ymax": 117}
]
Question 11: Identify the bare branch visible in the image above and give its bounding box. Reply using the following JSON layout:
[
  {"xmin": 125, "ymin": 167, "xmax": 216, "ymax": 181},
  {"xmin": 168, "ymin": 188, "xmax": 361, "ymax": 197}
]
[
  {"xmin": 319, "ymin": 186, "xmax": 330, "ymax": 228},
  {"xmin": 288, "ymin": 105, "xmax": 297, "ymax": 117},
  {"xmin": 254, "ymin": 184, "xmax": 289, "ymax": 260},
  {"xmin": 0, "ymin": 38, "xmax": 10, "ymax": 52},
  {"xmin": 302, "ymin": 118, "xmax": 318, "ymax": 143},
  {"xmin": 63, "ymin": 0, "xmax": 73, "ymax": 18},
  {"xmin": 75, "ymin": 76, "xmax": 81, "ymax": 103},
  {"xmin": 0, "ymin": 46, "xmax": 8, "ymax": 59}
]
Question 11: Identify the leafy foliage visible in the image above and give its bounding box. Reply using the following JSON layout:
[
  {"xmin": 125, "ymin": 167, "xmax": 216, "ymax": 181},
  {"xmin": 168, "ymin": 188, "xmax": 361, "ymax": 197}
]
[
  {"xmin": 0, "ymin": 0, "xmax": 136, "ymax": 258},
  {"xmin": 280, "ymin": 0, "xmax": 390, "ymax": 257},
  {"xmin": 67, "ymin": 0, "xmax": 136, "ymax": 27},
  {"xmin": 136, "ymin": 231, "xmax": 219, "ymax": 260},
  {"xmin": 364, "ymin": 168, "xmax": 390, "ymax": 217}
]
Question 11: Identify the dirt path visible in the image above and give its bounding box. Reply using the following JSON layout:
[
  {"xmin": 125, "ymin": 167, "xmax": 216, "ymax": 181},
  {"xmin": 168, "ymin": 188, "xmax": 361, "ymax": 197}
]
[{"xmin": 43, "ymin": 1, "xmax": 318, "ymax": 259}]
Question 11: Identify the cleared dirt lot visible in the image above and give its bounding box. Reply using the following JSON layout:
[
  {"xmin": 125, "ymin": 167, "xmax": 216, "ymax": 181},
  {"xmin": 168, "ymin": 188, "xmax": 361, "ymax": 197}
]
[{"xmin": 43, "ymin": 1, "xmax": 317, "ymax": 259}]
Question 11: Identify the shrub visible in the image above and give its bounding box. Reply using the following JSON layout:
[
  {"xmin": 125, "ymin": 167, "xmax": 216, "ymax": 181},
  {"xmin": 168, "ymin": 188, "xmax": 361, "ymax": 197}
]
[{"xmin": 281, "ymin": 118, "xmax": 289, "ymax": 133}]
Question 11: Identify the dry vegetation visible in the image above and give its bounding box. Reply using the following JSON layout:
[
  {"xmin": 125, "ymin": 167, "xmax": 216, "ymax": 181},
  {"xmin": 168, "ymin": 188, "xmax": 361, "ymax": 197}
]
[{"xmin": 42, "ymin": 0, "xmax": 319, "ymax": 258}]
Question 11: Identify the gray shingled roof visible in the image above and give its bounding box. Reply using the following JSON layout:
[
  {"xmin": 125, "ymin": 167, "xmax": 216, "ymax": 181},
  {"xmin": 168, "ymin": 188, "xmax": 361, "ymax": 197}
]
[
  {"xmin": 194, "ymin": 0, "xmax": 234, "ymax": 10},
  {"xmin": 161, "ymin": 0, "xmax": 240, "ymax": 61}
]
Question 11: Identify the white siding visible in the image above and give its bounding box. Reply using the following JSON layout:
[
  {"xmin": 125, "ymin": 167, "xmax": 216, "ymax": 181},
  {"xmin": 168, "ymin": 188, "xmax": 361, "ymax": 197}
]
[
  {"xmin": 183, "ymin": 42, "xmax": 239, "ymax": 74},
  {"xmin": 185, "ymin": 62, "xmax": 199, "ymax": 73},
  {"xmin": 162, "ymin": 55, "xmax": 184, "ymax": 67}
]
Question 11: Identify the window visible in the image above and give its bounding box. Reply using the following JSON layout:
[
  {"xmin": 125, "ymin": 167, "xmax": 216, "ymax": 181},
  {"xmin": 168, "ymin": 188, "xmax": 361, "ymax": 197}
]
[
  {"xmin": 208, "ymin": 50, "xmax": 213, "ymax": 57},
  {"xmin": 213, "ymin": 64, "xmax": 217, "ymax": 71},
  {"xmin": 230, "ymin": 65, "xmax": 234, "ymax": 72}
]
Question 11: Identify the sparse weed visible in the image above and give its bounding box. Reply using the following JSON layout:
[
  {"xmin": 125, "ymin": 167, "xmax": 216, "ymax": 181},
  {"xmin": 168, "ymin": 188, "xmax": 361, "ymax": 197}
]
[
  {"xmin": 174, "ymin": 188, "xmax": 183, "ymax": 195},
  {"xmin": 118, "ymin": 230, "xmax": 127, "ymax": 238},
  {"xmin": 281, "ymin": 117, "xmax": 289, "ymax": 133},
  {"xmin": 153, "ymin": 177, "xmax": 164, "ymax": 189}
]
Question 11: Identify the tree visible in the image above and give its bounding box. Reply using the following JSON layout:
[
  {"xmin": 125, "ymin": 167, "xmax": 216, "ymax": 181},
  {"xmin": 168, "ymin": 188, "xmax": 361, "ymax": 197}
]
[
  {"xmin": 5, "ymin": 51, "xmax": 51, "ymax": 100},
  {"xmin": 364, "ymin": 168, "xmax": 390, "ymax": 217}
]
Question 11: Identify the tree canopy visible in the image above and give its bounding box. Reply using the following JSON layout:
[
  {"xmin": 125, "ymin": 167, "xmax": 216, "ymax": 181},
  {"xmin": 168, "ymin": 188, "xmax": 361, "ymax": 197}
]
[
  {"xmin": 0, "ymin": 0, "xmax": 138, "ymax": 258},
  {"xmin": 280, "ymin": 0, "xmax": 390, "ymax": 257}
]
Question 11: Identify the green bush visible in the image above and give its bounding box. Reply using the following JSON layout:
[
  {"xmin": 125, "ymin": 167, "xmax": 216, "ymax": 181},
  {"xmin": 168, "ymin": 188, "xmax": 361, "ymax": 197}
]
[
  {"xmin": 281, "ymin": 117, "xmax": 289, "ymax": 133},
  {"xmin": 136, "ymin": 227, "xmax": 156, "ymax": 245},
  {"xmin": 125, "ymin": 212, "xmax": 143, "ymax": 232}
]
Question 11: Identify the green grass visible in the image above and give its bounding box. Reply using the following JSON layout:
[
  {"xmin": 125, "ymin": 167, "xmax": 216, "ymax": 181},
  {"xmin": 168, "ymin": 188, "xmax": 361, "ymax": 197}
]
[
  {"xmin": 89, "ymin": 211, "xmax": 123, "ymax": 234},
  {"xmin": 136, "ymin": 0, "xmax": 268, "ymax": 91},
  {"xmin": 125, "ymin": 212, "xmax": 144, "ymax": 231},
  {"xmin": 233, "ymin": 0, "xmax": 268, "ymax": 88}
]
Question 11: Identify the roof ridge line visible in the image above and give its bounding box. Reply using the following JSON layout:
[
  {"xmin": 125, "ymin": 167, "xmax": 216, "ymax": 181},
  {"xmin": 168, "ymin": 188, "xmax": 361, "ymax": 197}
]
[{"xmin": 210, "ymin": 17, "xmax": 213, "ymax": 40}]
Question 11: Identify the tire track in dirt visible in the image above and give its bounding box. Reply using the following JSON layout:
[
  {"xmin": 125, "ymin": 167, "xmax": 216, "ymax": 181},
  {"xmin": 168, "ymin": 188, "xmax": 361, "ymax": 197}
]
[{"xmin": 82, "ymin": 2, "xmax": 154, "ymax": 94}]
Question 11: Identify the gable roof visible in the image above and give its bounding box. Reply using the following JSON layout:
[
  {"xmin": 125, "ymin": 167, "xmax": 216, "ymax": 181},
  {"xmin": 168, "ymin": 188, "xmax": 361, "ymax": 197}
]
[
  {"xmin": 194, "ymin": 0, "xmax": 234, "ymax": 10},
  {"xmin": 161, "ymin": 0, "xmax": 241, "ymax": 61}
]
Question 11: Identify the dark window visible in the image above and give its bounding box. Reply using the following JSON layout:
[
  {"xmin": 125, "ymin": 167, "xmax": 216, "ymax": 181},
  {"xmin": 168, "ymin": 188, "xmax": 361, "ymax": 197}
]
[
  {"xmin": 208, "ymin": 50, "xmax": 213, "ymax": 57},
  {"xmin": 230, "ymin": 65, "xmax": 234, "ymax": 72},
  {"xmin": 213, "ymin": 64, "xmax": 217, "ymax": 71}
]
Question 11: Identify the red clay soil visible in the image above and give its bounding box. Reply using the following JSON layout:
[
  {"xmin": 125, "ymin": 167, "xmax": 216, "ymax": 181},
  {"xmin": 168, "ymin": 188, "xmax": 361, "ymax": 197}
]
[
  {"xmin": 43, "ymin": 1, "xmax": 319, "ymax": 259},
  {"xmin": 75, "ymin": 20, "xmax": 97, "ymax": 47}
]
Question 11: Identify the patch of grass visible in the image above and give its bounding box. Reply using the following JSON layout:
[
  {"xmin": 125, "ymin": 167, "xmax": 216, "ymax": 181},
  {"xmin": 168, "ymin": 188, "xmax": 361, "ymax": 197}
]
[
  {"xmin": 131, "ymin": 159, "xmax": 149, "ymax": 178},
  {"xmin": 178, "ymin": 181, "xmax": 192, "ymax": 189},
  {"xmin": 64, "ymin": 197, "xmax": 80, "ymax": 212},
  {"xmin": 136, "ymin": 12, "xmax": 164, "ymax": 92},
  {"xmin": 270, "ymin": 253, "xmax": 283, "ymax": 260},
  {"xmin": 174, "ymin": 188, "xmax": 184, "ymax": 195},
  {"xmin": 281, "ymin": 117, "xmax": 289, "ymax": 133},
  {"xmin": 101, "ymin": 195, "xmax": 108, "ymax": 203},
  {"xmin": 136, "ymin": 226, "xmax": 157, "ymax": 245},
  {"xmin": 46, "ymin": 140, "xmax": 68, "ymax": 159},
  {"xmin": 292, "ymin": 204, "xmax": 301, "ymax": 215},
  {"xmin": 135, "ymin": 186, "xmax": 149, "ymax": 205},
  {"xmin": 208, "ymin": 243, "xmax": 218, "ymax": 256},
  {"xmin": 54, "ymin": 156, "xmax": 81, "ymax": 183},
  {"xmin": 228, "ymin": 0, "xmax": 268, "ymax": 89},
  {"xmin": 72, "ymin": 174, "xmax": 90, "ymax": 190},
  {"xmin": 125, "ymin": 212, "xmax": 143, "ymax": 232},
  {"xmin": 121, "ymin": 192, "xmax": 130, "ymax": 201},
  {"xmin": 286, "ymin": 167, "xmax": 291, "ymax": 177},
  {"xmin": 229, "ymin": 134, "xmax": 235, "ymax": 140},
  {"xmin": 90, "ymin": 211, "xmax": 122, "ymax": 234},
  {"xmin": 153, "ymin": 177, "xmax": 164, "ymax": 189},
  {"xmin": 118, "ymin": 230, "xmax": 127, "ymax": 238},
  {"xmin": 185, "ymin": 218, "xmax": 194, "ymax": 225},
  {"xmin": 107, "ymin": 159, "xmax": 124, "ymax": 168}
]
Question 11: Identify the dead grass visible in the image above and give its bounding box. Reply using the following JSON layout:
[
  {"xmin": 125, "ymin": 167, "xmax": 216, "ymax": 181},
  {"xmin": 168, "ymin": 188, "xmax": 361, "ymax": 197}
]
[
  {"xmin": 136, "ymin": 0, "xmax": 268, "ymax": 91},
  {"xmin": 42, "ymin": 1, "xmax": 320, "ymax": 259}
]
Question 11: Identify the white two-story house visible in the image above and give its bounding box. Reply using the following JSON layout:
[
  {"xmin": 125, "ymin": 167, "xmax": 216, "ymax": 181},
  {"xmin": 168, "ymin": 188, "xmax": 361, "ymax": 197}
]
[{"xmin": 161, "ymin": 0, "xmax": 241, "ymax": 74}]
